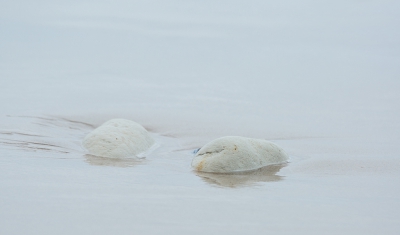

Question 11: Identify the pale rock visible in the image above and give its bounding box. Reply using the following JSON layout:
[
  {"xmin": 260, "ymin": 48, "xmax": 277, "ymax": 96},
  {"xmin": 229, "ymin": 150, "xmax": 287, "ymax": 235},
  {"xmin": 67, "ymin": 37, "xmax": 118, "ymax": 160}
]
[
  {"xmin": 83, "ymin": 119, "xmax": 155, "ymax": 158},
  {"xmin": 192, "ymin": 136, "xmax": 288, "ymax": 173}
]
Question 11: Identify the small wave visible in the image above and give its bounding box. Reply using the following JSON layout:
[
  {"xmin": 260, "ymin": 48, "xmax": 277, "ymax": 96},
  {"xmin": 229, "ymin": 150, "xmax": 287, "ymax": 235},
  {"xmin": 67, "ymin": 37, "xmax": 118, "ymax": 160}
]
[{"xmin": 0, "ymin": 115, "xmax": 91, "ymax": 157}]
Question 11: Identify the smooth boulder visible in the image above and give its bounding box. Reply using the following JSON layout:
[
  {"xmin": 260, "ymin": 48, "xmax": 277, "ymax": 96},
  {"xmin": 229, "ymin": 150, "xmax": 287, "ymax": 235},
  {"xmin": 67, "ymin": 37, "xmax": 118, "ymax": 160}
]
[
  {"xmin": 83, "ymin": 119, "xmax": 155, "ymax": 158},
  {"xmin": 191, "ymin": 136, "xmax": 288, "ymax": 173}
]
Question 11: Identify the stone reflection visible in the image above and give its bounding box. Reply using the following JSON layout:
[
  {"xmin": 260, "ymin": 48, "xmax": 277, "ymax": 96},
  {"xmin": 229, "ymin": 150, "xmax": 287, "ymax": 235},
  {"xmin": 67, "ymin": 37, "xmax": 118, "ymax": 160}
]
[
  {"xmin": 196, "ymin": 164, "xmax": 286, "ymax": 187},
  {"xmin": 84, "ymin": 154, "xmax": 145, "ymax": 167}
]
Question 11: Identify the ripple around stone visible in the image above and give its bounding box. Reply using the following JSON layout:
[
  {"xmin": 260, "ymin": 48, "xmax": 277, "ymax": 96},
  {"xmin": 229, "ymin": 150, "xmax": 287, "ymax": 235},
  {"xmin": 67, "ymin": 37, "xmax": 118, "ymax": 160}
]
[{"xmin": 84, "ymin": 154, "xmax": 145, "ymax": 167}]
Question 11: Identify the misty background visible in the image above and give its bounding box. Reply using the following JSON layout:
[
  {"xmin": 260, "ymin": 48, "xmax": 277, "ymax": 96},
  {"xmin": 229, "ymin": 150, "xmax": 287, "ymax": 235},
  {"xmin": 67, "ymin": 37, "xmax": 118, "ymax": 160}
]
[{"xmin": 1, "ymin": 1, "xmax": 400, "ymax": 234}]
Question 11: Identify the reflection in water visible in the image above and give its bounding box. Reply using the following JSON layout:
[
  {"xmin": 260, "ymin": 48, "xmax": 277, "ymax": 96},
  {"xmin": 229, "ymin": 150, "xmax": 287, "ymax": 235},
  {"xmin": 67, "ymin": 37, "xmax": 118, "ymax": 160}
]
[
  {"xmin": 196, "ymin": 164, "xmax": 287, "ymax": 187},
  {"xmin": 84, "ymin": 154, "xmax": 145, "ymax": 167}
]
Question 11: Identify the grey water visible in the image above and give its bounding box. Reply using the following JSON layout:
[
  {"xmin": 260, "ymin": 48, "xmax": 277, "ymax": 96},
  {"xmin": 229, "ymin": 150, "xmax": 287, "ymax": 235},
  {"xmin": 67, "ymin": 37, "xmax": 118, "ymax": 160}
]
[{"xmin": 1, "ymin": 1, "xmax": 400, "ymax": 234}]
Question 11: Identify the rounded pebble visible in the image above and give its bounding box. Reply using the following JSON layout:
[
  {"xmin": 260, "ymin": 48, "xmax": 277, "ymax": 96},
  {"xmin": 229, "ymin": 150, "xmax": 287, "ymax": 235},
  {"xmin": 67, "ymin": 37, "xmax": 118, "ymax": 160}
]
[
  {"xmin": 191, "ymin": 136, "xmax": 288, "ymax": 173},
  {"xmin": 83, "ymin": 119, "xmax": 155, "ymax": 158}
]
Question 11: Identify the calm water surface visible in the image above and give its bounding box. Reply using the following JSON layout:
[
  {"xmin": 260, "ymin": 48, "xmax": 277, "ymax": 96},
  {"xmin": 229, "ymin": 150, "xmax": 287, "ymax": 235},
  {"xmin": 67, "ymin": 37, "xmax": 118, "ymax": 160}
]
[{"xmin": 1, "ymin": 1, "xmax": 400, "ymax": 234}]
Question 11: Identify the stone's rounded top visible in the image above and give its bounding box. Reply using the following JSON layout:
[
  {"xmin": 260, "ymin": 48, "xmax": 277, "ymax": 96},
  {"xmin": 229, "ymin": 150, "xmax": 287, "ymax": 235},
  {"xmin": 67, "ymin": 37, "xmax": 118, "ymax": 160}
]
[
  {"xmin": 191, "ymin": 136, "xmax": 288, "ymax": 173},
  {"xmin": 101, "ymin": 118, "xmax": 146, "ymax": 128},
  {"xmin": 82, "ymin": 119, "xmax": 155, "ymax": 158}
]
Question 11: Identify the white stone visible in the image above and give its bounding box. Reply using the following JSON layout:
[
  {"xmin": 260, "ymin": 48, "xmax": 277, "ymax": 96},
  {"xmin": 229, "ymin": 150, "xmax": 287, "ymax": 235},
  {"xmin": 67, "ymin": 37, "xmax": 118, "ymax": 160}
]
[
  {"xmin": 191, "ymin": 136, "xmax": 288, "ymax": 173},
  {"xmin": 82, "ymin": 119, "xmax": 155, "ymax": 158}
]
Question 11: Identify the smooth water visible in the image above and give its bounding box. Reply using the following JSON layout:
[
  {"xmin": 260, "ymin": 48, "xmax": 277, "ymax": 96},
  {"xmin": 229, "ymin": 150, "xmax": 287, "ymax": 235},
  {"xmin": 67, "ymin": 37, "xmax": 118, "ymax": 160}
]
[{"xmin": 1, "ymin": 1, "xmax": 400, "ymax": 234}]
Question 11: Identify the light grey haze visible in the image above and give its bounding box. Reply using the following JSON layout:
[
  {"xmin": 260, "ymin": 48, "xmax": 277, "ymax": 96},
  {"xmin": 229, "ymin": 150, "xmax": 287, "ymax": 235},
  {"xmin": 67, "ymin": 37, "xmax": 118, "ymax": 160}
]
[{"xmin": 0, "ymin": 1, "xmax": 399, "ymax": 234}]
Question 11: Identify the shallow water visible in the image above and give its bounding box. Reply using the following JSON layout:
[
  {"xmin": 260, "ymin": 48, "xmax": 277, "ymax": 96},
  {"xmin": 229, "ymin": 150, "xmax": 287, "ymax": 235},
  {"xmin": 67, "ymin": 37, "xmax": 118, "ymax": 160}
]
[{"xmin": 1, "ymin": 1, "xmax": 400, "ymax": 234}]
